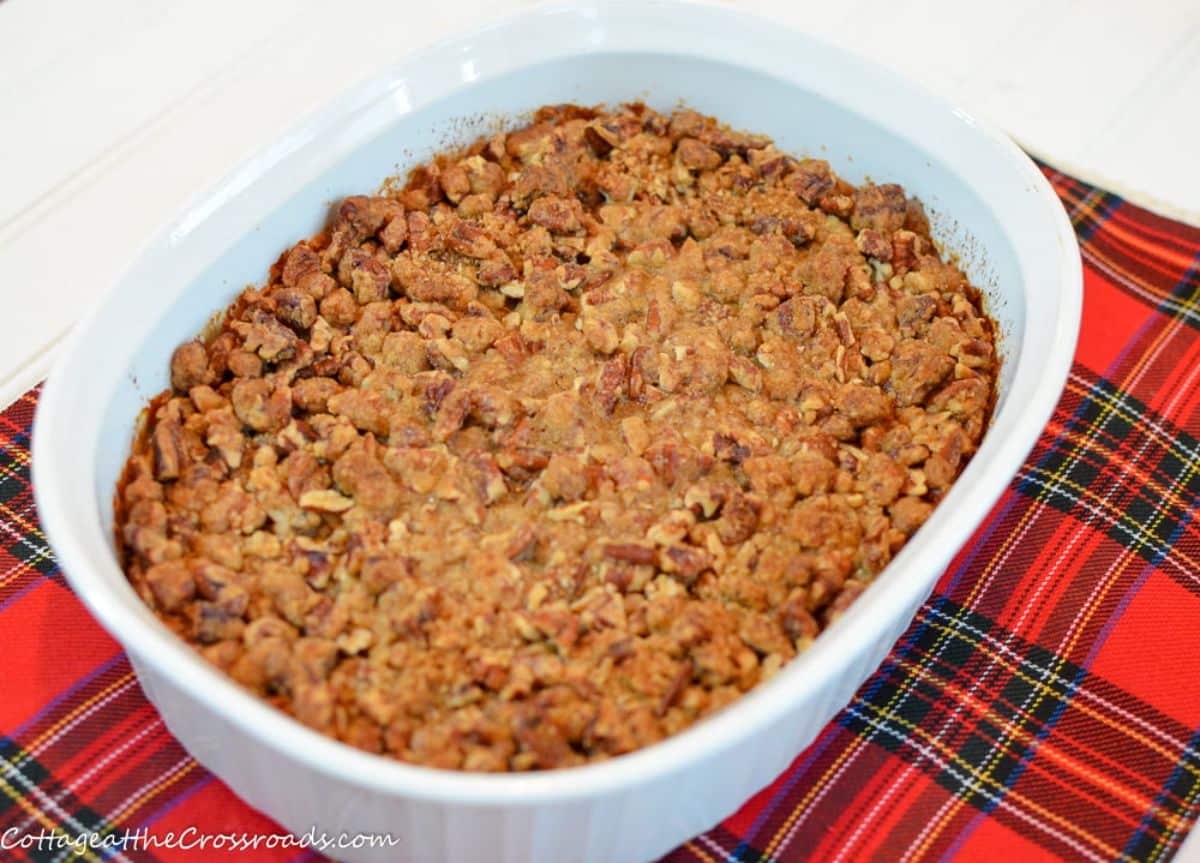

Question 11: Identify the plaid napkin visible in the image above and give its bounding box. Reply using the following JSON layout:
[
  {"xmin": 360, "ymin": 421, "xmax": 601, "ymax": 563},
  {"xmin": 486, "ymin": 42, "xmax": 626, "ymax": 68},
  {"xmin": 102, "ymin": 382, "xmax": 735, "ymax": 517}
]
[{"xmin": 3, "ymin": 166, "xmax": 1198, "ymax": 862}]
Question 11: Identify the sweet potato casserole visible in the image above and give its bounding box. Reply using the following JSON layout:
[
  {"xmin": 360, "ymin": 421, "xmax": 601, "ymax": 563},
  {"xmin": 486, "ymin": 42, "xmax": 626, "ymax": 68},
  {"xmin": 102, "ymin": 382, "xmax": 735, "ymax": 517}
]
[{"xmin": 116, "ymin": 104, "xmax": 997, "ymax": 771}]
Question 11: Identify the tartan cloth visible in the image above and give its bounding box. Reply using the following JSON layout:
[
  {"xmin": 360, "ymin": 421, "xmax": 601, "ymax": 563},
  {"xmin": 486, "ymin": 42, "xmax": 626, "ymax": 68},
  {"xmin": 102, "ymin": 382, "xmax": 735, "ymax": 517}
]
[{"xmin": 2, "ymin": 166, "xmax": 1198, "ymax": 863}]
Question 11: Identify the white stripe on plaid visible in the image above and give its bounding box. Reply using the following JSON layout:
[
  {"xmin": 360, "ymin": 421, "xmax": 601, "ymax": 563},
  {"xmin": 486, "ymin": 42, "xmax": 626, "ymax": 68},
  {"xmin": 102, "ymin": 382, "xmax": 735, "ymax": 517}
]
[
  {"xmin": 877, "ymin": 349, "xmax": 1148, "ymax": 858},
  {"xmin": 0, "ymin": 750, "xmax": 136, "ymax": 863},
  {"xmin": 6, "ymin": 676, "xmax": 140, "ymax": 839},
  {"xmin": 846, "ymin": 701, "xmax": 1114, "ymax": 863},
  {"xmin": 919, "ymin": 605, "xmax": 1199, "ymax": 762},
  {"xmin": 1081, "ymin": 245, "xmax": 1200, "ymax": 329},
  {"xmin": 45, "ymin": 718, "xmax": 176, "ymax": 863},
  {"xmin": 768, "ymin": 601, "xmax": 978, "ymax": 857}
]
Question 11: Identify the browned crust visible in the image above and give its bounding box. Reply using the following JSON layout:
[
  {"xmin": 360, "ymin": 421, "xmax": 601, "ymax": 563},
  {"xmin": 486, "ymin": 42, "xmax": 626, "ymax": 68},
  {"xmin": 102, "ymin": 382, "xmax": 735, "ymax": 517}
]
[{"xmin": 114, "ymin": 103, "xmax": 999, "ymax": 771}]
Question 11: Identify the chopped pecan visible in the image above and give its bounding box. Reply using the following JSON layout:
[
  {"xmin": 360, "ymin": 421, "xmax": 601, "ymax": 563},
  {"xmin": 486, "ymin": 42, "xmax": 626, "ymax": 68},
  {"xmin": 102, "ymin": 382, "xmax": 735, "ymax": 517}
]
[
  {"xmin": 298, "ymin": 489, "xmax": 354, "ymax": 513},
  {"xmin": 528, "ymin": 196, "xmax": 583, "ymax": 234},
  {"xmin": 852, "ymin": 184, "xmax": 908, "ymax": 233},
  {"xmin": 477, "ymin": 259, "xmax": 517, "ymax": 287},
  {"xmin": 445, "ymin": 219, "xmax": 497, "ymax": 259},
  {"xmin": 338, "ymin": 249, "xmax": 391, "ymax": 304},
  {"xmin": 603, "ymin": 543, "xmax": 658, "ymax": 566},
  {"xmin": 336, "ymin": 195, "xmax": 403, "ymax": 240},
  {"xmin": 119, "ymin": 103, "xmax": 995, "ymax": 773},
  {"xmin": 151, "ymin": 418, "xmax": 187, "ymax": 480},
  {"xmin": 282, "ymin": 244, "xmax": 321, "ymax": 287},
  {"xmin": 584, "ymin": 123, "xmax": 619, "ymax": 156},
  {"xmin": 788, "ymin": 159, "xmax": 834, "ymax": 204},
  {"xmin": 333, "ymin": 447, "xmax": 400, "ymax": 517},
  {"xmin": 657, "ymin": 546, "xmax": 712, "ymax": 586},
  {"xmin": 273, "ymin": 288, "xmax": 317, "ymax": 331},
  {"xmin": 143, "ymin": 560, "xmax": 195, "ymax": 612},
  {"xmin": 439, "ymin": 162, "xmax": 471, "ymax": 203},
  {"xmin": 715, "ymin": 493, "xmax": 760, "ymax": 545},
  {"xmin": 890, "ymin": 341, "xmax": 955, "ymax": 407},
  {"xmin": 676, "ymin": 138, "xmax": 722, "ymax": 171},
  {"xmin": 856, "ymin": 229, "xmax": 892, "ymax": 261},
  {"xmin": 170, "ymin": 341, "xmax": 211, "ymax": 392},
  {"xmin": 231, "ymin": 378, "xmax": 291, "ymax": 433},
  {"xmin": 291, "ymin": 376, "xmax": 340, "ymax": 413},
  {"xmin": 595, "ymin": 353, "xmax": 628, "ymax": 414}
]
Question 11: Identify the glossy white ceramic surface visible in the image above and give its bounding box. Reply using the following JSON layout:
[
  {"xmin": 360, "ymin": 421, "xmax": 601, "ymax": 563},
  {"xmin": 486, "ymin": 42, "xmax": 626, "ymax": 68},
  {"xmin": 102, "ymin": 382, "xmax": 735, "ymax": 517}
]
[{"xmin": 34, "ymin": 3, "xmax": 1081, "ymax": 861}]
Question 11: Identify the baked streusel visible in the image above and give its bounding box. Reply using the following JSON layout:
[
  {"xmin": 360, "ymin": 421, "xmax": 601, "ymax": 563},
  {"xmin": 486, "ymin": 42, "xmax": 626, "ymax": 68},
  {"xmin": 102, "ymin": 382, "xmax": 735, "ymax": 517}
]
[{"xmin": 117, "ymin": 103, "xmax": 997, "ymax": 771}]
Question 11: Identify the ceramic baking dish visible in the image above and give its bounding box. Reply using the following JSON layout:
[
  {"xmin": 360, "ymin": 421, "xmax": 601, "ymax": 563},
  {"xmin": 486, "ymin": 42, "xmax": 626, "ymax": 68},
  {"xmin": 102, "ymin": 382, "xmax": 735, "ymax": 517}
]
[{"xmin": 33, "ymin": 2, "xmax": 1081, "ymax": 861}]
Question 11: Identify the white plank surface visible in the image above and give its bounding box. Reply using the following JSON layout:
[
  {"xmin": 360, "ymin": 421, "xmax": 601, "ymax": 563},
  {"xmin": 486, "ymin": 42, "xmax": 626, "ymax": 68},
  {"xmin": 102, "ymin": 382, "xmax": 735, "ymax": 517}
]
[
  {"xmin": 3, "ymin": 1, "xmax": 1200, "ymax": 854},
  {"xmin": 1, "ymin": 0, "xmax": 1197, "ymax": 408}
]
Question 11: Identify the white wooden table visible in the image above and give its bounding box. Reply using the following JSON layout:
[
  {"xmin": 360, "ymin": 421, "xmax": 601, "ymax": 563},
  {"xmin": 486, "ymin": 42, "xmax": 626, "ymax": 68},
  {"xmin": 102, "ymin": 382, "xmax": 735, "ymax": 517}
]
[
  {"xmin": 1, "ymin": 0, "xmax": 1197, "ymax": 409},
  {"xmin": 3, "ymin": 1, "xmax": 1199, "ymax": 856}
]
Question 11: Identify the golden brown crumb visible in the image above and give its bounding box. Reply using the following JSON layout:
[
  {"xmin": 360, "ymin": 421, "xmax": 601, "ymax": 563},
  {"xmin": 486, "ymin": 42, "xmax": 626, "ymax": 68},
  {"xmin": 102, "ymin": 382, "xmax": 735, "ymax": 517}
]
[{"xmin": 118, "ymin": 103, "xmax": 997, "ymax": 771}]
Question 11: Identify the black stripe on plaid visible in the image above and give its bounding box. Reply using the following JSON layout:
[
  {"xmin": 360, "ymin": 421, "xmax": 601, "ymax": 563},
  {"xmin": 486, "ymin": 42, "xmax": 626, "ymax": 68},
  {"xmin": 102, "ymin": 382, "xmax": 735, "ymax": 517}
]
[
  {"xmin": 0, "ymin": 738, "xmax": 119, "ymax": 863},
  {"xmin": 839, "ymin": 597, "xmax": 1084, "ymax": 813},
  {"xmin": 1043, "ymin": 167, "xmax": 1200, "ymax": 333},
  {"xmin": 1043, "ymin": 166, "xmax": 1123, "ymax": 245},
  {"xmin": 0, "ymin": 395, "xmax": 58, "ymax": 587},
  {"xmin": 836, "ymin": 595, "xmax": 1200, "ymax": 857},
  {"xmin": 1015, "ymin": 367, "xmax": 1200, "ymax": 578},
  {"xmin": 1124, "ymin": 725, "xmax": 1200, "ymax": 862},
  {"xmin": 1165, "ymin": 257, "xmax": 1200, "ymax": 334},
  {"xmin": 714, "ymin": 826, "xmax": 772, "ymax": 863}
]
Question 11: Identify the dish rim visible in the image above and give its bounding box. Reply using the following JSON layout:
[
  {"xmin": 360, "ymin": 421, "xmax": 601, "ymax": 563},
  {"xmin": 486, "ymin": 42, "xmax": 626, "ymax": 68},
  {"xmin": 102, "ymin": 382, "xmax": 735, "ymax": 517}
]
[{"xmin": 33, "ymin": 0, "xmax": 1082, "ymax": 807}]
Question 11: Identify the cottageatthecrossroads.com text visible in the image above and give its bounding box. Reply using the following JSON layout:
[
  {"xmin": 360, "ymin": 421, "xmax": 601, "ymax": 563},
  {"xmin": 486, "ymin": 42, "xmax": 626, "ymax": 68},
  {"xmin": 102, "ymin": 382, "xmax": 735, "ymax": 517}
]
[{"xmin": 1, "ymin": 826, "xmax": 402, "ymax": 855}]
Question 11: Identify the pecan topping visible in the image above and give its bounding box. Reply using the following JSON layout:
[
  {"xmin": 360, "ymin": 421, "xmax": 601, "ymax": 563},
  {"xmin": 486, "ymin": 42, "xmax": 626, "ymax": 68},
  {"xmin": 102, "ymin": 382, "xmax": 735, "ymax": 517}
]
[{"xmin": 118, "ymin": 103, "xmax": 996, "ymax": 773}]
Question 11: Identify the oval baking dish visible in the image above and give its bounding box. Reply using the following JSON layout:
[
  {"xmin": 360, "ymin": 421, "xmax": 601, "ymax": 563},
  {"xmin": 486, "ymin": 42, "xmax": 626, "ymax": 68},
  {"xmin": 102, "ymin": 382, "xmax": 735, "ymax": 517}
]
[{"xmin": 33, "ymin": 2, "xmax": 1081, "ymax": 861}]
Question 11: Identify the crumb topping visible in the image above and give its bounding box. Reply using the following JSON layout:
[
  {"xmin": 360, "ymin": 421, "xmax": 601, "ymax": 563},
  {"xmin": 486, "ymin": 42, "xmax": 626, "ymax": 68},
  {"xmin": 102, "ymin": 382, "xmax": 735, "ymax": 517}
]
[{"xmin": 117, "ymin": 103, "xmax": 997, "ymax": 771}]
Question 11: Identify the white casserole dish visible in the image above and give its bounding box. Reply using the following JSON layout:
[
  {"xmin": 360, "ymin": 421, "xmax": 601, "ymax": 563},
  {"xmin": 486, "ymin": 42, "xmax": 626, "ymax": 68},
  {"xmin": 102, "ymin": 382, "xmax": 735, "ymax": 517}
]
[{"xmin": 33, "ymin": 2, "xmax": 1082, "ymax": 861}]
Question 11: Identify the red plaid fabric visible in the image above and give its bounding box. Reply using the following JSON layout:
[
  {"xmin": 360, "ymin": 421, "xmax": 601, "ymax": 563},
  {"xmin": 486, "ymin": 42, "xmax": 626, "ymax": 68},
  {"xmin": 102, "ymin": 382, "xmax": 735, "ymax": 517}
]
[{"xmin": 3, "ymin": 166, "xmax": 1198, "ymax": 862}]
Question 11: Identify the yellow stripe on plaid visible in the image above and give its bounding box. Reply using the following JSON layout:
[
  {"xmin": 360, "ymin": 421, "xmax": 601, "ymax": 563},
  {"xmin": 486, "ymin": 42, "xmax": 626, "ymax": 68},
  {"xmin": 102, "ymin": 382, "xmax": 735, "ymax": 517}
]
[
  {"xmin": 1, "ymin": 668, "xmax": 188, "ymax": 860},
  {"xmin": 0, "ymin": 401, "xmax": 53, "ymax": 592},
  {"xmin": 1054, "ymin": 383, "xmax": 1200, "ymax": 514},
  {"xmin": 15, "ymin": 671, "xmax": 137, "ymax": 767},
  {"xmin": 918, "ymin": 614, "xmax": 1200, "ymax": 783},
  {"xmin": 902, "ymin": 646, "xmax": 1084, "ymax": 860},
  {"xmin": 0, "ymin": 552, "xmax": 54, "ymax": 593},
  {"xmin": 1082, "ymin": 243, "xmax": 1200, "ymax": 326},
  {"xmin": 1, "ymin": 672, "xmax": 190, "ymax": 862},
  {"xmin": 1055, "ymin": 182, "xmax": 1198, "ymax": 325},
  {"xmin": 902, "ymin": 498, "xmax": 1070, "ymax": 859},
  {"xmin": 761, "ymin": 595, "xmax": 973, "ymax": 858},
  {"xmin": 909, "ymin": 548, "xmax": 1200, "ymax": 861},
  {"xmin": 0, "ymin": 765, "xmax": 110, "ymax": 863},
  {"xmin": 1062, "ymin": 375, "xmax": 1200, "ymax": 463},
  {"xmin": 847, "ymin": 693, "xmax": 1128, "ymax": 861},
  {"xmin": 922, "ymin": 480, "xmax": 1055, "ymax": 862},
  {"xmin": 901, "ymin": 443, "xmax": 1151, "ymax": 862},
  {"xmin": 1017, "ymin": 443, "xmax": 1198, "ymax": 575},
  {"xmin": 1051, "ymin": 378, "xmax": 1200, "ymax": 566},
  {"xmin": 0, "ymin": 501, "xmax": 46, "ymax": 549},
  {"xmin": 105, "ymin": 756, "xmax": 201, "ymax": 825},
  {"xmin": 955, "ymin": 495, "xmax": 1045, "ymax": 630},
  {"xmin": 1058, "ymin": 475, "xmax": 1195, "ymax": 658},
  {"xmin": 895, "ymin": 657, "xmax": 1195, "ymax": 848},
  {"xmin": 920, "ymin": 357, "xmax": 1200, "ymax": 857},
  {"xmin": 0, "ymin": 426, "xmax": 32, "ymax": 466},
  {"xmin": 1103, "ymin": 297, "xmax": 1200, "ymax": 863},
  {"xmin": 907, "ymin": 613, "xmax": 1199, "ymax": 861},
  {"xmin": 678, "ymin": 838, "xmax": 720, "ymax": 862},
  {"xmin": 1146, "ymin": 739, "xmax": 1200, "ymax": 862},
  {"xmin": 1062, "ymin": 185, "xmax": 1116, "ymax": 231}
]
